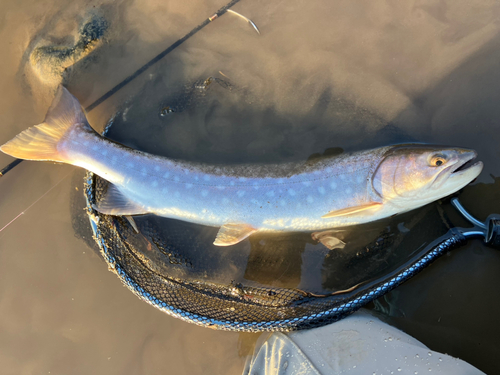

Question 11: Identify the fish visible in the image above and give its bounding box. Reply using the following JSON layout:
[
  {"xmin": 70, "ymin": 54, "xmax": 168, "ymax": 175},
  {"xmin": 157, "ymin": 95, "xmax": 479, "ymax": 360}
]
[{"xmin": 0, "ymin": 86, "xmax": 483, "ymax": 247}]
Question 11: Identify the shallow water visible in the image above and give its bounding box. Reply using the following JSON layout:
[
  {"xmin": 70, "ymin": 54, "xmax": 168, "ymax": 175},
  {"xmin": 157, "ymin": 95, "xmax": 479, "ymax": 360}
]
[{"xmin": 1, "ymin": 0, "xmax": 500, "ymax": 374}]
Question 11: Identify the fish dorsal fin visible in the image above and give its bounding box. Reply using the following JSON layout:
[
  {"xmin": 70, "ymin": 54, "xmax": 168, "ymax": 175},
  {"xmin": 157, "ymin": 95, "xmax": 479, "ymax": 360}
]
[
  {"xmin": 322, "ymin": 202, "xmax": 382, "ymax": 219},
  {"xmin": 213, "ymin": 223, "xmax": 257, "ymax": 246},
  {"xmin": 93, "ymin": 184, "xmax": 149, "ymax": 216}
]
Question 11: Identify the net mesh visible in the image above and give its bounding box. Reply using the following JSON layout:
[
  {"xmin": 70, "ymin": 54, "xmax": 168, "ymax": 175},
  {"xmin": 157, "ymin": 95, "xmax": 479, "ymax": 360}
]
[{"xmin": 84, "ymin": 172, "xmax": 466, "ymax": 332}]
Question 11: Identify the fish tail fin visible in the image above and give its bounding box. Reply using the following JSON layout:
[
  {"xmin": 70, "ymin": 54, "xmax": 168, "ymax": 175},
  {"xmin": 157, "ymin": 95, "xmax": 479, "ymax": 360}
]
[{"xmin": 0, "ymin": 85, "xmax": 90, "ymax": 163}]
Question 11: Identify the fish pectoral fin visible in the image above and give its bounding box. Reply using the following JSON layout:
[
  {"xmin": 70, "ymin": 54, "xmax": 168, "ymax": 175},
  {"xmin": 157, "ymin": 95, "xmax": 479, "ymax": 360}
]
[
  {"xmin": 213, "ymin": 223, "xmax": 257, "ymax": 246},
  {"xmin": 312, "ymin": 230, "xmax": 346, "ymax": 250},
  {"xmin": 321, "ymin": 202, "xmax": 382, "ymax": 219},
  {"xmin": 93, "ymin": 184, "xmax": 149, "ymax": 216}
]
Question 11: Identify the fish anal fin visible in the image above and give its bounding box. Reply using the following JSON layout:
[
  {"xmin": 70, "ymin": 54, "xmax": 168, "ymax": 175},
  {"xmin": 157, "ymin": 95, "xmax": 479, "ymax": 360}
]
[
  {"xmin": 93, "ymin": 184, "xmax": 149, "ymax": 216},
  {"xmin": 213, "ymin": 223, "xmax": 257, "ymax": 246},
  {"xmin": 322, "ymin": 202, "xmax": 382, "ymax": 219},
  {"xmin": 312, "ymin": 230, "xmax": 346, "ymax": 250}
]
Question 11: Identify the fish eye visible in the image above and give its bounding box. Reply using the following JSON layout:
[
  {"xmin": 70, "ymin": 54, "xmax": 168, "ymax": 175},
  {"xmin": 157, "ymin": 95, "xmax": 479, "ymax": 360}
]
[{"xmin": 430, "ymin": 155, "xmax": 446, "ymax": 167}]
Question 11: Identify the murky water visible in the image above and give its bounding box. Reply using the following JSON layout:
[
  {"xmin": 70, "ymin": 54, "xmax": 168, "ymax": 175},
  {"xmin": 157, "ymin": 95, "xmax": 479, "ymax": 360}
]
[{"xmin": 1, "ymin": 0, "xmax": 500, "ymax": 374}]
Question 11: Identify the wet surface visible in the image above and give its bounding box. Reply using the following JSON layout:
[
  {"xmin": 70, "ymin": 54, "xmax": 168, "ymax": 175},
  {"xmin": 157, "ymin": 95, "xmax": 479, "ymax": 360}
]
[{"xmin": 1, "ymin": 0, "xmax": 500, "ymax": 373}]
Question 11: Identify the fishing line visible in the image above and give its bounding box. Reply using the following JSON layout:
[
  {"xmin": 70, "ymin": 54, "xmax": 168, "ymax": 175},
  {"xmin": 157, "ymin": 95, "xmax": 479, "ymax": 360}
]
[
  {"xmin": 0, "ymin": 173, "xmax": 70, "ymax": 236},
  {"xmin": 0, "ymin": 0, "xmax": 243, "ymax": 177}
]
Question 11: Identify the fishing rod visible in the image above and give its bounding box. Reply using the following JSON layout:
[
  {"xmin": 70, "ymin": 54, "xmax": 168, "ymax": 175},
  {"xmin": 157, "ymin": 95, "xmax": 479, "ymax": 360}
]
[{"xmin": 0, "ymin": 0, "xmax": 243, "ymax": 177}]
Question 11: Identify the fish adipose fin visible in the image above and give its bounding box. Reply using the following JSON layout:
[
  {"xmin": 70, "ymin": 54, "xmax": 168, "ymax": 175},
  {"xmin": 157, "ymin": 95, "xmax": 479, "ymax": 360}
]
[
  {"xmin": 0, "ymin": 85, "xmax": 90, "ymax": 163},
  {"xmin": 321, "ymin": 202, "xmax": 382, "ymax": 219},
  {"xmin": 213, "ymin": 223, "xmax": 257, "ymax": 246},
  {"xmin": 93, "ymin": 184, "xmax": 149, "ymax": 216}
]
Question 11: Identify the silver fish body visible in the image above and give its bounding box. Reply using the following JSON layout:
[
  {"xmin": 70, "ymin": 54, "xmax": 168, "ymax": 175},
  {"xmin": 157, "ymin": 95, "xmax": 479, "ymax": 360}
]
[
  {"xmin": 0, "ymin": 86, "xmax": 483, "ymax": 246},
  {"xmin": 66, "ymin": 130, "xmax": 390, "ymax": 231}
]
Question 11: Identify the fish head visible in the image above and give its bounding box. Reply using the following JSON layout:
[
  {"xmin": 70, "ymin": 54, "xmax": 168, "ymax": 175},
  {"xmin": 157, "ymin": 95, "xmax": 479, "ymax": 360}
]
[{"xmin": 372, "ymin": 145, "xmax": 483, "ymax": 208}]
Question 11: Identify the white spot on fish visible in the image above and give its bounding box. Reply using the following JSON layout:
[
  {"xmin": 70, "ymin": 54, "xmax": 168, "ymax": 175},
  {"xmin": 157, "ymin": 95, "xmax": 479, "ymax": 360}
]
[
  {"xmin": 307, "ymin": 196, "xmax": 314, "ymax": 203},
  {"xmin": 83, "ymin": 141, "xmax": 89, "ymax": 146},
  {"xmin": 222, "ymin": 198, "xmax": 229, "ymax": 204},
  {"xmin": 151, "ymin": 180, "xmax": 158, "ymax": 187},
  {"xmin": 345, "ymin": 188, "xmax": 352, "ymax": 194},
  {"xmin": 296, "ymin": 202, "xmax": 302, "ymax": 208},
  {"xmin": 174, "ymin": 191, "xmax": 180, "ymax": 198},
  {"xmin": 277, "ymin": 178, "xmax": 284, "ymax": 184},
  {"xmin": 253, "ymin": 182, "xmax": 260, "ymax": 190},
  {"xmin": 162, "ymin": 187, "xmax": 168, "ymax": 194},
  {"xmin": 266, "ymin": 191, "xmax": 275, "ymax": 197},
  {"xmin": 174, "ymin": 176, "xmax": 180, "ymax": 182},
  {"xmin": 101, "ymin": 150, "xmax": 108, "ymax": 156},
  {"xmin": 313, "ymin": 170, "xmax": 321, "ymax": 175},
  {"xmin": 239, "ymin": 177, "xmax": 247, "ymax": 182},
  {"xmin": 92, "ymin": 145, "xmax": 99, "ymax": 151},
  {"xmin": 141, "ymin": 168, "xmax": 147, "ymax": 177},
  {"xmin": 288, "ymin": 189, "xmax": 296, "ymax": 196},
  {"xmin": 194, "ymin": 176, "xmax": 199, "ymax": 181},
  {"xmin": 71, "ymin": 140, "xmax": 79, "ymax": 146},
  {"xmin": 302, "ymin": 181, "xmax": 311, "ymax": 187},
  {"xmin": 280, "ymin": 200, "xmax": 286, "ymax": 207},
  {"xmin": 201, "ymin": 190, "xmax": 208, "ymax": 197},
  {"xmin": 318, "ymin": 186, "xmax": 325, "ymax": 195},
  {"xmin": 127, "ymin": 162, "xmax": 134, "ymax": 168},
  {"xmin": 184, "ymin": 169, "xmax": 189, "ymax": 174},
  {"xmin": 340, "ymin": 175, "xmax": 346, "ymax": 181},
  {"xmin": 163, "ymin": 172, "xmax": 170, "ymax": 178},
  {"xmin": 230, "ymin": 181, "xmax": 235, "ymax": 186},
  {"xmin": 204, "ymin": 175, "xmax": 210, "ymax": 181},
  {"xmin": 237, "ymin": 190, "xmax": 245, "ymax": 198},
  {"xmin": 356, "ymin": 176, "xmax": 364, "ymax": 184},
  {"xmin": 186, "ymin": 183, "xmax": 193, "ymax": 189},
  {"xmin": 251, "ymin": 199, "xmax": 259, "ymax": 205},
  {"xmin": 330, "ymin": 181, "xmax": 337, "ymax": 190},
  {"xmin": 217, "ymin": 185, "xmax": 225, "ymax": 190},
  {"xmin": 154, "ymin": 166, "xmax": 160, "ymax": 172},
  {"xmin": 202, "ymin": 209, "xmax": 208, "ymax": 213}
]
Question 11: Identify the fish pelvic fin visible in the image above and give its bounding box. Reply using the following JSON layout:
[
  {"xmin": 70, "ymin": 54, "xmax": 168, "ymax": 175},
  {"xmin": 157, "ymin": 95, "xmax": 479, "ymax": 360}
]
[
  {"xmin": 93, "ymin": 184, "xmax": 149, "ymax": 216},
  {"xmin": 311, "ymin": 230, "xmax": 346, "ymax": 250},
  {"xmin": 0, "ymin": 85, "xmax": 91, "ymax": 163},
  {"xmin": 213, "ymin": 223, "xmax": 257, "ymax": 246},
  {"xmin": 322, "ymin": 202, "xmax": 382, "ymax": 219}
]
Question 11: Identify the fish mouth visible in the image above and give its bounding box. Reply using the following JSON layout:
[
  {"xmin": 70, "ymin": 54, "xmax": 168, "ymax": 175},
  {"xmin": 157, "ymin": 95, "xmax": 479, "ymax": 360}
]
[{"xmin": 433, "ymin": 150, "xmax": 483, "ymax": 189}]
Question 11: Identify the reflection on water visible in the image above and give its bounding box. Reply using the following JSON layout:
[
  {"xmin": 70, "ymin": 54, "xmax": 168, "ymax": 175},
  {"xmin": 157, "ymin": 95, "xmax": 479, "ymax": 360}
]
[{"xmin": 1, "ymin": 0, "xmax": 500, "ymax": 374}]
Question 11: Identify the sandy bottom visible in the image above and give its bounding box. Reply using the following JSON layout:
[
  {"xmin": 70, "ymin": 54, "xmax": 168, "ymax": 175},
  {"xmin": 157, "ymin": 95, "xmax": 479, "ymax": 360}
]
[{"xmin": 0, "ymin": 0, "xmax": 500, "ymax": 373}]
